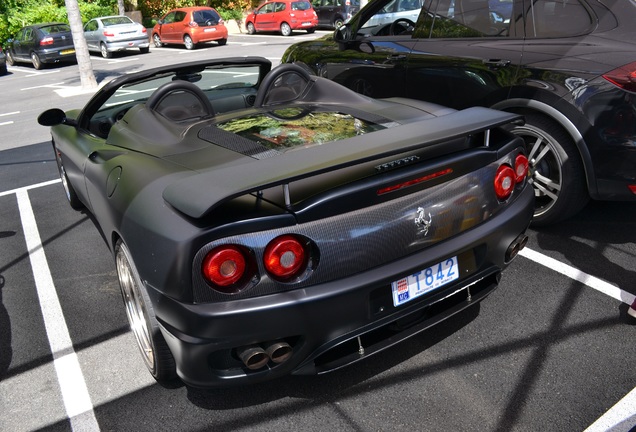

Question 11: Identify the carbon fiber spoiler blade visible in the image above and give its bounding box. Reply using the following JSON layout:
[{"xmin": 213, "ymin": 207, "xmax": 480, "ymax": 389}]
[{"xmin": 163, "ymin": 107, "xmax": 521, "ymax": 219}]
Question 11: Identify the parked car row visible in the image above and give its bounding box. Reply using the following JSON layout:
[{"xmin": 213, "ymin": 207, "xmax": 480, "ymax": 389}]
[
  {"xmin": 2, "ymin": 6, "xmax": 233, "ymax": 69},
  {"xmin": 282, "ymin": 0, "xmax": 636, "ymax": 225}
]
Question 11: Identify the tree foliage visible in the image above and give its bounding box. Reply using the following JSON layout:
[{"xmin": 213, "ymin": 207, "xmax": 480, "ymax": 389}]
[{"xmin": 0, "ymin": 0, "xmax": 115, "ymax": 46}]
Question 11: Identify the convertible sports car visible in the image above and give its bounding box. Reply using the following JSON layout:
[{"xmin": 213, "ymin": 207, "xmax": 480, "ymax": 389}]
[{"xmin": 38, "ymin": 57, "xmax": 534, "ymax": 388}]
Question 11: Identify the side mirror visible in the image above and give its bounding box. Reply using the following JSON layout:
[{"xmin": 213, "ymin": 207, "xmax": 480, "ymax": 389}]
[
  {"xmin": 334, "ymin": 23, "xmax": 348, "ymax": 42},
  {"xmin": 38, "ymin": 108, "xmax": 76, "ymax": 127}
]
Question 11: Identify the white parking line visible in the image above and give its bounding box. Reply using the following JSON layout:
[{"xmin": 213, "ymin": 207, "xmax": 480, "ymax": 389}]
[
  {"xmin": 16, "ymin": 187, "xmax": 100, "ymax": 432},
  {"xmin": 519, "ymin": 248, "xmax": 635, "ymax": 305},
  {"xmin": 0, "ymin": 111, "xmax": 20, "ymax": 117}
]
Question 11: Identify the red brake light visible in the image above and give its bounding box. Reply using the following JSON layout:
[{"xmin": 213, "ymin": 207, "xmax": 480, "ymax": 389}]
[
  {"xmin": 103, "ymin": 31, "xmax": 115, "ymax": 37},
  {"xmin": 514, "ymin": 154, "xmax": 529, "ymax": 184},
  {"xmin": 40, "ymin": 37, "xmax": 54, "ymax": 46},
  {"xmin": 188, "ymin": 21, "xmax": 199, "ymax": 28},
  {"xmin": 377, "ymin": 168, "xmax": 453, "ymax": 195},
  {"xmin": 202, "ymin": 245, "xmax": 247, "ymax": 290},
  {"xmin": 602, "ymin": 62, "xmax": 636, "ymax": 93},
  {"xmin": 494, "ymin": 164, "xmax": 515, "ymax": 200},
  {"xmin": 264, "ymin": 235, "xmax": 307, "ymax": 280},
  {"xmin": 141, "ymin": 27, "xmax": 147, "ymax": 33}
]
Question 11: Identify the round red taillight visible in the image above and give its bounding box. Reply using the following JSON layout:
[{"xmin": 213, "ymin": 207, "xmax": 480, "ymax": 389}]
[
  {"xmin": 264, "ymin": 235, "xmax": 307, "ymax": 280},
  {"xmin": 514, "ymin": 154, "xmax": 529, "ymax": 184},
  {"xmin": 202, "ymin": 245, "xmax": 247, "ymax": 288},
  {"xmin": 494, "ymin": 164, "xmax": 516, "ymax": 200}
]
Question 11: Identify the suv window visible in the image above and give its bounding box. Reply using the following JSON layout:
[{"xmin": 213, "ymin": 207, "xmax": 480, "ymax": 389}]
[
  {"xmin": 524, "ymin": 0, "xmax": 593, "ymax": 37},
  {"xmin": 407, "ymin": 0, "xmax": 513, "ymax": 38}
]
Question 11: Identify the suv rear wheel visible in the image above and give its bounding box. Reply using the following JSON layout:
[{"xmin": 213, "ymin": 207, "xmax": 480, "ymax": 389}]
[{"xmin": 511, "ymin": 112, "xmax": 588, "ymax": 225}]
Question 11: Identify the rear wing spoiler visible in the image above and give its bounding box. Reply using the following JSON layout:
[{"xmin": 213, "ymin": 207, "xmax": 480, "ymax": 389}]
[{"xmin": 163, "ymin": 107, "xmax": 522, "ymax": 219}]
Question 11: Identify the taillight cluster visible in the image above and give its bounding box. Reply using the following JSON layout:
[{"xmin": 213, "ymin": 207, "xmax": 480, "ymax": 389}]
[
  {"xmin": 494, "ymin": 153, "xmax": 529, "ymax": 200},
  {"xmin": 40, "ymin": 36, "xmax": 54, "ymax": 46},
  {"xmin": 202, "ymin": 234, "xmax": 313, "ymax": 294},
  {"xmin": 602, "ymin": 62, "xmax": 636, "ymax": 93}
]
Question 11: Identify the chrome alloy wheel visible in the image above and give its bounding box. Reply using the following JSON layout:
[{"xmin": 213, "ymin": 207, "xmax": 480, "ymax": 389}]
[
  {"xmin": 519, "ymin": 124, "xmax": 563, "ymax": 219},
  {"xmin": 116, "ymin": 243, "xmax": 155, "ymax": 371}
]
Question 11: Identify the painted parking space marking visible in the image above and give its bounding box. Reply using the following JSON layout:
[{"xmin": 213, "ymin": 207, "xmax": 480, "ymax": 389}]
[
  {"xmin": 519, "ymin": 248, "xmax": 635, "ymax": 305},
  {"xmin": 15, "ymin": 184, "xmax": 100, "ymax": 432},
  {"xmin": 0, "ymin": 111, "xmax": 20, "ymax": 126}
]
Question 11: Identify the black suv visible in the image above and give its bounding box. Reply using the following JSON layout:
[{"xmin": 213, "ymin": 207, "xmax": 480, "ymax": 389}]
[
  {"xmin": 282, "ymin": 0, "xmax": 636, "ymax": 225},
  {"xmin": 312, "ymin": 0, "xmax": 360, "ymax": 28}
]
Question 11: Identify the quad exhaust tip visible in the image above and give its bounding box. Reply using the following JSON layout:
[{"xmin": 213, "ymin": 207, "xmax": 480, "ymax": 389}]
[{"xmin": 237, "ymin": 340, "xmax": 293, "ymax": 370}]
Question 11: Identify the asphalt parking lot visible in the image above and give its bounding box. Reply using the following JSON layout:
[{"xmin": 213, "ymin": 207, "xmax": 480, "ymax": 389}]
[{"xmin": 0, "ymin": 33, "xmax": 635, "ymax": 432}]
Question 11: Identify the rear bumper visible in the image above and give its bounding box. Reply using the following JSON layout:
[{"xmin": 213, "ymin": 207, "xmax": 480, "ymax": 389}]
[
  {"xmin": 192, "ymin": 27, "xmax": 229, "ymax": 43},
  {"xmin": 104, "ymin": 37, "xmax": 150, "ymax": 51},
  {"xmin": 38, "ymin": 47, "xmax": 76, "ymax": 63},
  {"xmin": 150, "ymin": 185, "xmax": 534, "ymax": 388}
]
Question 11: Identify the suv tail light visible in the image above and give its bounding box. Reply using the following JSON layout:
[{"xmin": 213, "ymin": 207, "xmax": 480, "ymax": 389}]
[
  {"xmin": 602, "ymin": 62, "xmax": 636, "ymax": 93},
  {"xmin": 264, "ymin": 235, "xmax": 308, "ymax": 281}
]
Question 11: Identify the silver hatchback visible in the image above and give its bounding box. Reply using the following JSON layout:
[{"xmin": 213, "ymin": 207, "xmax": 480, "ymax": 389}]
[{"xmin": 84, "ymin": 15, "xmax": 150, "ymax": 58}]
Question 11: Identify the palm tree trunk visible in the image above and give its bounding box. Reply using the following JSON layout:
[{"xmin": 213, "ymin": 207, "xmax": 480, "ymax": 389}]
[{"xmin": 65, "ymin": 0, "xmax": 97, "ymax": 89}]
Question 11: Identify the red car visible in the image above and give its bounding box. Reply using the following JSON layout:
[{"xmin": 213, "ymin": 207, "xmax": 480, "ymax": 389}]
[
  {"xmin": 152, "ymin": 6, "xmax": 228, "ymax": 49},
  {"xmin": 245, "ymin": 0, "xmax": 318, "ymax": 36}
]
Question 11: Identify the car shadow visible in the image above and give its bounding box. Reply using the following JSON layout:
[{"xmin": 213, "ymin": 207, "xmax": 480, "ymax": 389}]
[
  {"xmin": 0, "ymin": 230, "xmax": 16, "ymax": 378},
  {"xmin": 532, "ymin": 200, "xmax": 636, "ymax": 320}
]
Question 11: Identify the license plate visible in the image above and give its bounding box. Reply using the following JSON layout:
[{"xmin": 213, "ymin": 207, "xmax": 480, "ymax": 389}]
[
  {"xmin": 60, "ymin": 49, "xmax": 75, "ymax": 55},
  {"xmin": 302, "ymin": 22, "xmax": 311, "ymax": 26},
  {"xmin": 204, "ymin": 28, "xmax": 217, "ymax": 32},
  {"xmin": 391, "ymin": 256, "xmax": 459, "ymax": 307}
]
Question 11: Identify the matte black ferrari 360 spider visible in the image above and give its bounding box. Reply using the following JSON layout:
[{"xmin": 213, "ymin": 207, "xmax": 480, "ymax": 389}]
[{"xmin": 38, "ymin": 57, "xmax": 534, "ymax": 388}]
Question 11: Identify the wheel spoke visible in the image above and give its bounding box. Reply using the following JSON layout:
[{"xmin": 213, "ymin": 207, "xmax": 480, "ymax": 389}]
[{"xmin": 533, "ymin": 171, "xmax": 560, "ymax": 201}]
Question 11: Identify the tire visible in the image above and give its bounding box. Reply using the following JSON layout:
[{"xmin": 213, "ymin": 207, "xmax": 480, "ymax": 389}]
[
  {"xmin": 6, "ymin": 50, "xmax": 15, "ymax": 66},
  {"xmin": 246, "ymin": 22, "xmax": 256, "ymax": 35},
  {"xmin": 115, "ymin": 241, "xmax": 177, "ymax": 384},
  {"xmin": 152, "ymin": 33, "xmax": 162, "ymax": 48},
  {"xmin": 334, "ymin": 18, "xmax": 344, "ymax": 29},
  {"xmin": 53, "ymin": 146, "xmax": 83, "ymax": 210},
  {"xmin": 100, "ymin": 43, "xmax": 112, "ymax": 59},
  {"xmin": 140, "ymin": 47, "xmax": 150, "ymax": 54},
  {"xmin": 306, "ymin": 28, "xmax": 315, "ymax": 34},
  {"xmin": 184, "ymin": 34, "xmax": 195, "ymax": 50},
  {"xmin": 510, "ymin": 112, "xmax": 588, "ymax": 225},
  {"xmin": 280, "ymin": 22, "xmax": 292, "ymax": 36},
  {"xmin": 217, "ymin": 38, "xmax": 227, "ymax": 46},
  {"xmin": 30, "ymin": 52, "xmax": 42, "ymax": 70}
]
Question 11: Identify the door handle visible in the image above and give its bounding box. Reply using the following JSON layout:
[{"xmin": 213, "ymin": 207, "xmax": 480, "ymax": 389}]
[
  {"xmin": 387, "ymin": 54, "xmax": 407, "ymax": 61},
  {"xmin": 483, "ymin": 59, "xmax": 511, "ymax": 68}
]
